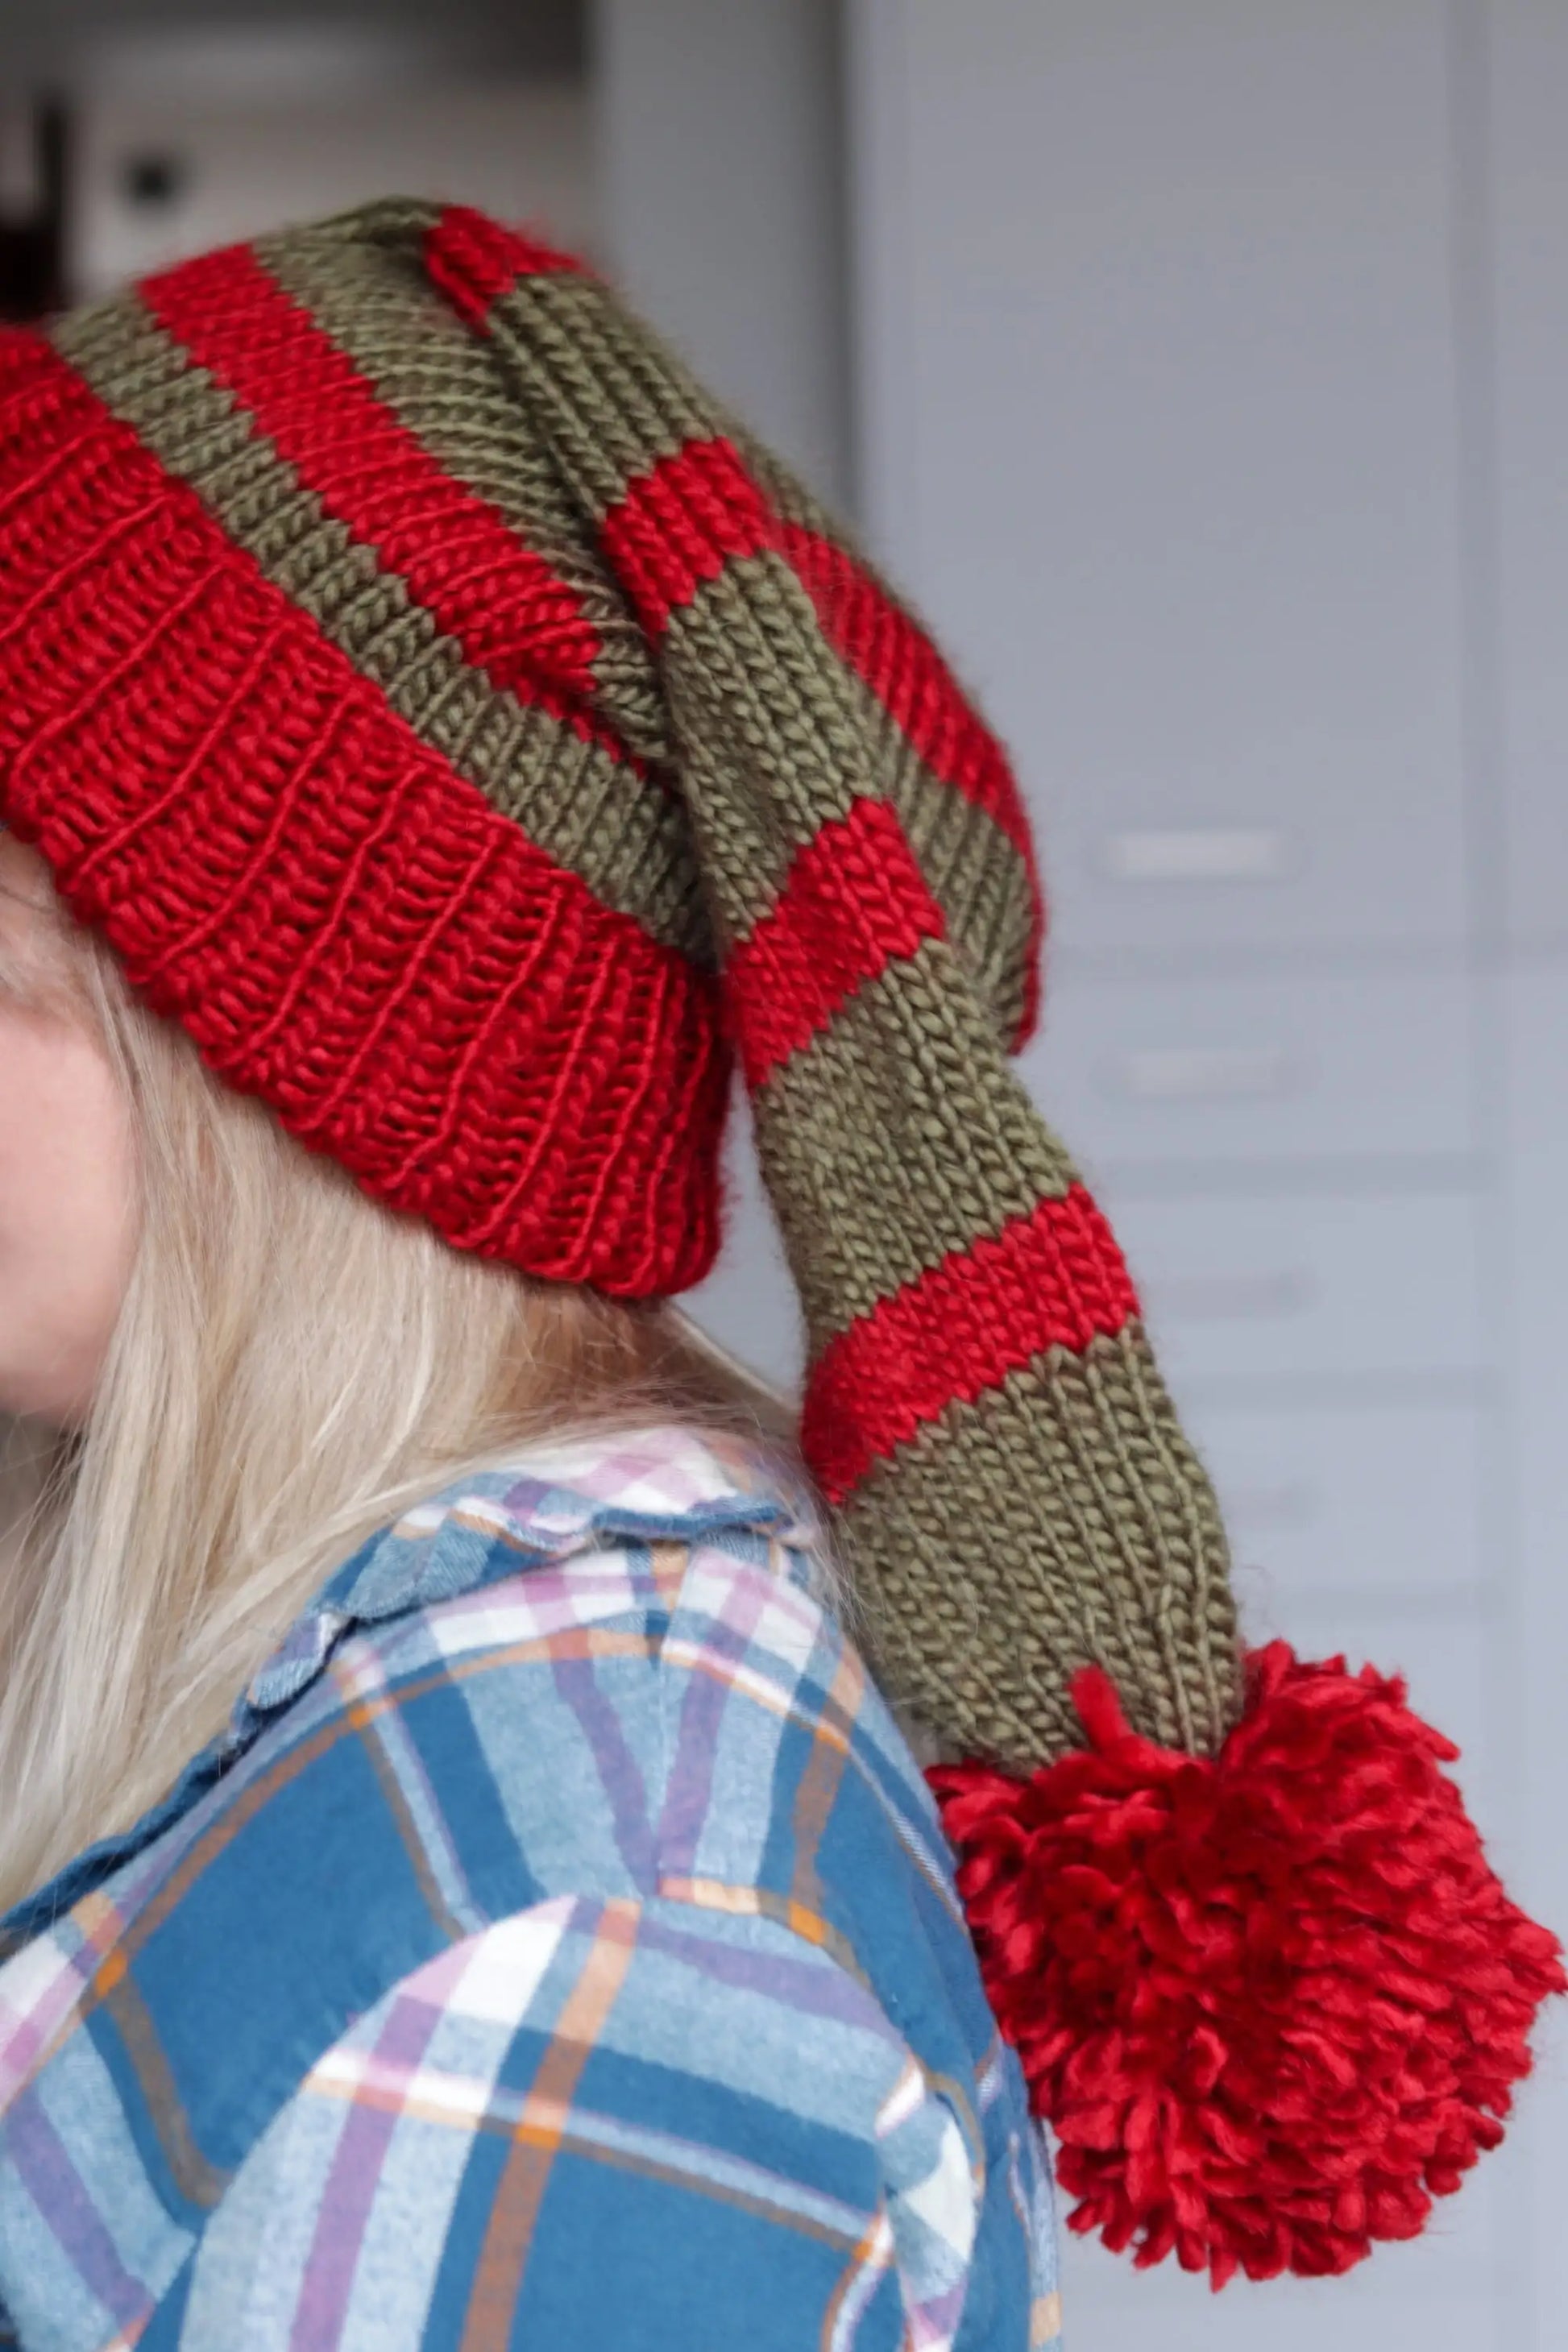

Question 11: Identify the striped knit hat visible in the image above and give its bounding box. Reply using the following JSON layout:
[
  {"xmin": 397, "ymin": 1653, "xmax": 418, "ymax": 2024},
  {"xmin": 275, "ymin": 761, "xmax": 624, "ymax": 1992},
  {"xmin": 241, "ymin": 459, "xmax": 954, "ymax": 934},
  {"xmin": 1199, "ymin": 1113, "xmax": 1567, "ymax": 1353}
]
[{"xmin": 0, "ymin": 198, "xmax": 1557, "ymax": 2286}]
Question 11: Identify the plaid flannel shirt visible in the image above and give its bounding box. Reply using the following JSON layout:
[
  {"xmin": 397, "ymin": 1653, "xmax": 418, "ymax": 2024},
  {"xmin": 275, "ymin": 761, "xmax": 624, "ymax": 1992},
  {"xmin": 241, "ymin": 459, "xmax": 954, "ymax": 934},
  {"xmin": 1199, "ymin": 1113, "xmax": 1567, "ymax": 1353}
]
[{"xmin": 0, "ymin": 1427, "xmax": 1062, "ymax": 2349}]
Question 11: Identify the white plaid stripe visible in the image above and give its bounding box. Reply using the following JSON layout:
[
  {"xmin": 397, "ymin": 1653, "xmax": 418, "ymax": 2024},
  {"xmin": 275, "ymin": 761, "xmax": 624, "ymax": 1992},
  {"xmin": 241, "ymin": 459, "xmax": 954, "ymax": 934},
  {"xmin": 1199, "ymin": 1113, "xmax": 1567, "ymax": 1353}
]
[
  {"xmin": 0, "ymin": 1935, "xmax": 94, "ymax": 2107},
  {"xmin": 827, "ymin": 2209, "xmax": 899, "ymax": 2352}
]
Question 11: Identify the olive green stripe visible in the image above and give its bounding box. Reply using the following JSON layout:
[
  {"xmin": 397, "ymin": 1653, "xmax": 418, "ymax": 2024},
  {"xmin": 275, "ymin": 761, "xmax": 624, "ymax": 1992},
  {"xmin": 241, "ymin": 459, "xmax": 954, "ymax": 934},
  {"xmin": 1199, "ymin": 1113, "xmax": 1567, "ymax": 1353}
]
[
  {"xmin": 50, "ymin": 292, "xmax": 709, "ymax": 964},
  {"xmin": 634, "ymin": 541, "xmax": 1039, "ymax": 1002},
  {"xmin": 670, "ymin": 558, "xmax": 1038, "ymax": 1013},
  {"xmin": 838, "ymin": 1325, "xmax": 1241, "ymax": 1769},
  {"xmin": 752, "ymin": 937, "xmax": 1076, "ymax": 1346},
  {"xmin": 876, "ymin": 703, "xmax": 1035, "ymax": 1047},
  {"xmin": 659, "ymin": 548, "xmax": 881, "ymax": 943},
  {"xmin": 487, "ymin": 270, "xmax": 717, "ymax": 516},
  {"xmin": 697, "ymin": 555, "xmax": 1036, "ymax": 1034}
]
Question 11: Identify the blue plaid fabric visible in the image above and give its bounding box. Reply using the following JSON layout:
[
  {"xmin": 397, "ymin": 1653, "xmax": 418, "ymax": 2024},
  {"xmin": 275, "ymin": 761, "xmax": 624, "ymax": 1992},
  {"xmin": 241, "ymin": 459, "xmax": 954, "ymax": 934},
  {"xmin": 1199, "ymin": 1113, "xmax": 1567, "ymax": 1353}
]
[{"xmin": 0, "ymin": 1428, "xmax": 1061, "ymax": 2349}]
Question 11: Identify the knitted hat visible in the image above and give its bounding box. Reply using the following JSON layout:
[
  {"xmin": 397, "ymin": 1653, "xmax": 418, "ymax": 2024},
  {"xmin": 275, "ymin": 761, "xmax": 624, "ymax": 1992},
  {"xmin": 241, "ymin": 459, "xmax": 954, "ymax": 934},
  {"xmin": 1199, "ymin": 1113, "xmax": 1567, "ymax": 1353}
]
[{"xmin": 0, "ymin": 198, "xmax": 1557, "ymax": 2284}]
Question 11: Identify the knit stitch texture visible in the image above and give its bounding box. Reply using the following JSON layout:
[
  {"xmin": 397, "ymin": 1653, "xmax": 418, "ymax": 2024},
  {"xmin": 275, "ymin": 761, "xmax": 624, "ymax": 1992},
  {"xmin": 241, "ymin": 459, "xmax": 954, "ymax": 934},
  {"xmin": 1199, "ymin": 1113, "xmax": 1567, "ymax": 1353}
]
[{"xmin": 0, "ymin": 196, "xmax": 1238, "ymax": 1769}]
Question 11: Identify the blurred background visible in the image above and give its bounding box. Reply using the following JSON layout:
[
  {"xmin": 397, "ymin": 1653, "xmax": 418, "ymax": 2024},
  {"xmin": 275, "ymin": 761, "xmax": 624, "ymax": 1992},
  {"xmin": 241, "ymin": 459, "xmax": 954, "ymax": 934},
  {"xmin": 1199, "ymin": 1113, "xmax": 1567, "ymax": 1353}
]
[{"xmin": 2, "ymin": 2, "xmax": 1564, "ymax": 2345}]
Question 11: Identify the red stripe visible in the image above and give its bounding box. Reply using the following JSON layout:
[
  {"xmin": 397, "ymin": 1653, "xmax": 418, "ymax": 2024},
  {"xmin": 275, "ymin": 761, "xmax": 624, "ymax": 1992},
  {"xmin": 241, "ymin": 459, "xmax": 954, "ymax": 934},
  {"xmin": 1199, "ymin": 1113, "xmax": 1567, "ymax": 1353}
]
[
  {"xmin": 778, "ymin": 521, "xmax": 1043, "ymax": 1043},
  {"xmin": 140, "ymin": 243, "xmax": 612, "ymax": 735},
  {"xmin": 424, "ymin": 203, "xmax": 587, "ymax": 331},
  {"xmin": 801, "ymin": 1188, "xmax": 1139, "ymax": 1504},
  {"xmin": 726, "ymin": 796, "xmax": 944, "ymax": 1089},
  {"xmin": 599, "ymin": 437, "xmax": 774, "ymax": 639}
]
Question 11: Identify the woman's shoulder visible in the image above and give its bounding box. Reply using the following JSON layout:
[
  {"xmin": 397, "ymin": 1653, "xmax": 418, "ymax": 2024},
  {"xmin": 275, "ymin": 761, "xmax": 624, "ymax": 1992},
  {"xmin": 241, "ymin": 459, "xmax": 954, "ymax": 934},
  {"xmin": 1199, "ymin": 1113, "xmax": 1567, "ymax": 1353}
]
[
  {"xmin": 0, "ymin": 1423, "xmax": 994, "ymax": 2094},
  {"xmin": 0, "ymin": 1427, "xmax": 1057, "ymax": 2344},
  {"xmin": 228, "ymin": 1422, "xmax": 982, "ymax": 2037}
]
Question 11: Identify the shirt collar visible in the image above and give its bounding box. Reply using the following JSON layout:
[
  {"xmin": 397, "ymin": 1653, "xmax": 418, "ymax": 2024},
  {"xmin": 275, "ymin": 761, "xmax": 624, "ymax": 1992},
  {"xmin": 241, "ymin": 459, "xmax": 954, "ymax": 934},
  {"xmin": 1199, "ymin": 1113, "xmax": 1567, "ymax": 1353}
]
[
  {"xmin": 1, "ymin": 1424, "xmax": 815, "ymax": 1952},
  {"xmin": 243, "ymin": 1423, "xmax": 815, "ymax": 1715}
]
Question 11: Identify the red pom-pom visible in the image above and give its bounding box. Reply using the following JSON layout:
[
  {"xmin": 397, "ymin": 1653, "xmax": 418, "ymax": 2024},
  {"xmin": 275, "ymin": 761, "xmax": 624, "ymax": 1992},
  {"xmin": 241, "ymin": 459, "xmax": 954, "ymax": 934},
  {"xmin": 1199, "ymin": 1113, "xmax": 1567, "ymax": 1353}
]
[{"xmin": 931, "ymin": 1642, "xmax": 1565, "ymax": 2287}]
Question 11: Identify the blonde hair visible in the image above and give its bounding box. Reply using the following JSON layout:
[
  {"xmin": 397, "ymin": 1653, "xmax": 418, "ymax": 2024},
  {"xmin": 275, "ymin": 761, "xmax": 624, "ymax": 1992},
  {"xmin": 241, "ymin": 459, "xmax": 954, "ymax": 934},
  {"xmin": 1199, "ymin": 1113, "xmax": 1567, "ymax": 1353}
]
[{"xmin": 0, "ymin": 877, "xmax": 795, "ymax": 1915}]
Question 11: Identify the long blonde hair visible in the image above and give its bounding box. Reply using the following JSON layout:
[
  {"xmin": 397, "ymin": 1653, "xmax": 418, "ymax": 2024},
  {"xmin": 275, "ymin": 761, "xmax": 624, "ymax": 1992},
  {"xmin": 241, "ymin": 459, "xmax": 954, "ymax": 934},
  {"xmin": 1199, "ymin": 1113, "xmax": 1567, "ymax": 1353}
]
[{"xmin": 0, "ymin": 878, "xmax": 793, "ymax": 1915}]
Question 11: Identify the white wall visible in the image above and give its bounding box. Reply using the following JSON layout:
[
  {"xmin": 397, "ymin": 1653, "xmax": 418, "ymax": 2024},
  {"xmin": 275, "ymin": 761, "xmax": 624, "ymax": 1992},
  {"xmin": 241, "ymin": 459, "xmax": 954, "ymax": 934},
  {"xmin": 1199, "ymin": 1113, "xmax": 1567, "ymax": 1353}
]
[
  {"xmin": 593, "ymin": 0, "xmax": 851, "ymax": 506},
  {"xmin": 845, "ymin": 2, "xmax": 1566, "ymax": 2346}
]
